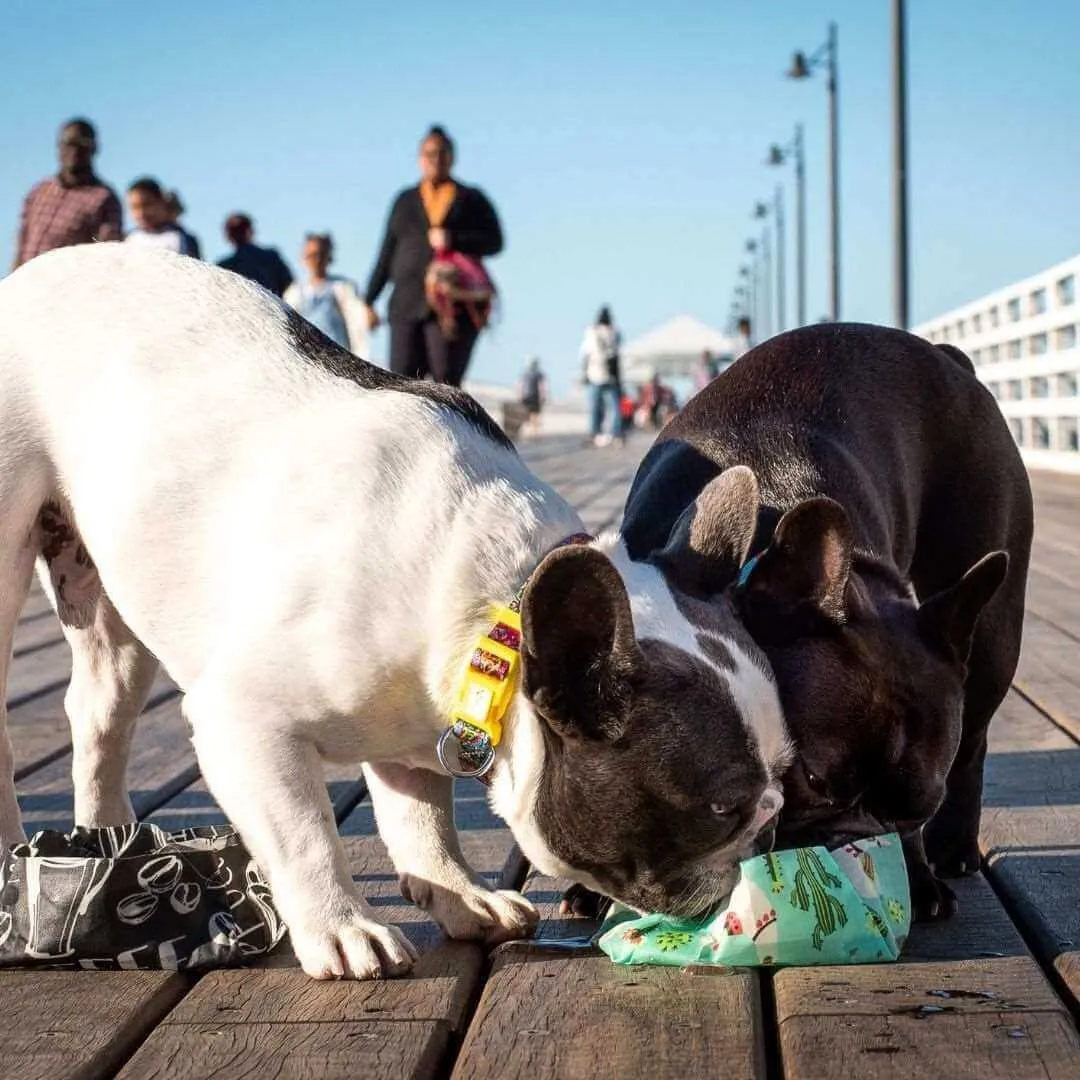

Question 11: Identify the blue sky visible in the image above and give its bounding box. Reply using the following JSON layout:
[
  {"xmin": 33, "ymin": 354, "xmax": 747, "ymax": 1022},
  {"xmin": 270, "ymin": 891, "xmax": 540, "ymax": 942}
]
[{"xmin": 4, "ymin": 0, "xmax": 1078, "ymax": 393}]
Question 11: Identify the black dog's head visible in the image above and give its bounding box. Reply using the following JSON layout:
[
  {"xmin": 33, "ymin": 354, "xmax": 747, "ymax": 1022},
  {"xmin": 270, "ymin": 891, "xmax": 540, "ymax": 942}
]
[
  {"xmin": 498, "ymin": 470, "xmax": 791, "ymax": 918},
  {"xmin": 734, "ymin": 496, "xmax": 1007, "ymax": 847}
]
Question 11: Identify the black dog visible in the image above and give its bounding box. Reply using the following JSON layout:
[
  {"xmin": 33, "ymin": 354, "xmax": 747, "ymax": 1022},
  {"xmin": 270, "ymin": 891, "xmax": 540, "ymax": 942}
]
[{"xmin": 610, "ymin": 323, "xmax": 1033, "ymax": 920}]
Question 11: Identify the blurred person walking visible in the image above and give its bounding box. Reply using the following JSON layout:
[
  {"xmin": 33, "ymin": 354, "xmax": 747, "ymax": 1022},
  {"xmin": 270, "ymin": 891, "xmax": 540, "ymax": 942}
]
[
  {"xmin": 13, "ymin": 118, "xmax": 123, "ymax": 270},
  {"xmin": 580, "ymin": 305, "xmax": 624, "ymax": 447},
  {"xmin": 284, "ymin": 233, "xmax": 367, "ymax": 354},
  {"xmin": 125, "ymin": 178, "xmax": 199, "ymax": 256},
  {"xmin": 363, "ymin": 125, "xmax": 503, "ymax": 386},
  {"xmin": 518, "ymin": 356, "xmax": 547, "ymax": 437},
  {"xmin": 164, "ymin": 190, "xmax": 202, "ymax": 259},
  {"xmin": 217, "ymin": 213, "xmax": 293, "ymax": 297}
]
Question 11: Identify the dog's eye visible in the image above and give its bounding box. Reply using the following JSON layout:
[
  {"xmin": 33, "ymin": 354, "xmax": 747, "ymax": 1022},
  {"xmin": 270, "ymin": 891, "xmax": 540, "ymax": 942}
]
[
  {"xmin": 709, "ymin": 802, "xmax": 734, "ymax": 817},
  {"xmin": 803, "ymin": 766, "xmax": 835, "ymax": 803}
]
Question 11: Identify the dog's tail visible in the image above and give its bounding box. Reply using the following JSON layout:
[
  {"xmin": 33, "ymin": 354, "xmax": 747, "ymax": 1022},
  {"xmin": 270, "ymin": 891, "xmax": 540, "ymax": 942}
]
[{"xmin": 935, "ymin": 343, "xmax": 976, "ymax": 375}]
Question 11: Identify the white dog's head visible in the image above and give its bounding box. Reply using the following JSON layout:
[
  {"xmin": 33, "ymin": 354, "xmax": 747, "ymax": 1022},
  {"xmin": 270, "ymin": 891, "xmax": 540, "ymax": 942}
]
[{"xmin": 493, "ymin": 469, "xmax": 791, "ymax": 917}]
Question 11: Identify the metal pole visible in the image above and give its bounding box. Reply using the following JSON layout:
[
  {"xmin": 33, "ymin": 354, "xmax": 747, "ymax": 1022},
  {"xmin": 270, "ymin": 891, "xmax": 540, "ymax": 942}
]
[
  {"xmin": 892, "ymin": 0, "xmax": 909, "ymax": 328},
  {"xmin": 750, "ymin": 257, "xmax": 758, "ymax": 345},
  {"xmin": 827, "ymin": 21, "xmax": 840, "ymax": 321},
  {"xmin": 795, "ymin": 123, "xmax": 806, "ymax": 327},
  {"xmin": 775, "ymin": 183, "xmax": 786, "ymax": 332},
  {"xmin": 761, "ymin": 226, "xmax": 772, "ymax": 339}
]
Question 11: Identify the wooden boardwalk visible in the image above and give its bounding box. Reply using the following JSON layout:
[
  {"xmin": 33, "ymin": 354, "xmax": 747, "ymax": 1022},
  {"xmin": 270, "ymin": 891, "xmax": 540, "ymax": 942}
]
[{"xmin": 3, "ymin": 432, "xmax": 1080, "ymax": 1078}]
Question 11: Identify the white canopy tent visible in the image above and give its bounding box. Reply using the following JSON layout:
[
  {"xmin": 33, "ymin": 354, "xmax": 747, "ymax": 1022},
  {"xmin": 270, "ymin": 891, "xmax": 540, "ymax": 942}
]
[{"xmin": 621, "ymin": 315, "xmax": 737, "ymax": 383}]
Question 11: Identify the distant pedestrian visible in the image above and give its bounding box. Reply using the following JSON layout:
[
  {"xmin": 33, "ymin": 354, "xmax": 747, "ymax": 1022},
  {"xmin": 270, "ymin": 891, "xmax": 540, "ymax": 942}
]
[
  {"xmin": 284, "ymin": 233, "xmax": 367, "ymax": 354},
  {"xmin": 518, "ymin": 356, "xmax": 547, "ymax": 437},
  {"xmin": 693, "ymin": 349, "xmax": 720, "ymax": 392},
  {"xmin": 217, "ymin": 213, "xmax": 293, "ymax": 297},
  {"xmin": 13, "ymin": 118, "xmax": 123, "ymax": 270},
  {"xmin": 364, "ymin": 125, "xmax": 503, "ymax": 386},
  {"xmin": 580, "ymin": 306, "xmax": 624, "ymax": 447},
  {"xmin": 163, "ymin": 190, "xmax": 202, "ymax": 259},
  {"xmin": 125, "ymin": 178, "xmax": 199, "ymax": 256}
]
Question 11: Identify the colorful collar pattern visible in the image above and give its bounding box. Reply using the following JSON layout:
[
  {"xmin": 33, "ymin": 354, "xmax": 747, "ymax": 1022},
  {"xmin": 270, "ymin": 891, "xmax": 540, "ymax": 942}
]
[{"xmin": 436, "ymin": 532, "xmax": 593, "ymax": 780}]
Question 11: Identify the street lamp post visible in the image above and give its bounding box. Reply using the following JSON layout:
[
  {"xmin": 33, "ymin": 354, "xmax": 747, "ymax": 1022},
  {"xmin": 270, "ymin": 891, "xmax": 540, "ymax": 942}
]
[
  {"xmin": 774, "ymin": 184, "xmax": 786, "ymax": 332},
  {"xmin": 753, "ymin": 202, "xmax": 773, "ymax": 339},
  {"xmin": 788, "ymin": 22, "xmax": 840, "ymax": 321},
  {"xmin": 893, "ymin": 0, "xmax": 909, "ymax": 328},
  {"xmin": 768, "ymin": 125, "xmax": 805, "ymax": 327}
]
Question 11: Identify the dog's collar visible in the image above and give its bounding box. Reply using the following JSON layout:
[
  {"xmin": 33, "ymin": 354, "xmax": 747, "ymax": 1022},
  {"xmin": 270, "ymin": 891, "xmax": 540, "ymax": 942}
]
[
  {"xmin": 436, "ymin": 532, "xmax": 593, "ymax": 782},
  {"xmin": 735, "ymin": 552, "xmax": 762, "ymax": 590}
]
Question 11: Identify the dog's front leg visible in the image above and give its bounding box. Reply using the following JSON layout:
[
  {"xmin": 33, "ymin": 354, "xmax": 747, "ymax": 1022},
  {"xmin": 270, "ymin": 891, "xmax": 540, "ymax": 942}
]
[
  {"xmin": 186, "ymin": 695, "xmax": 418, "ymax": 980},
  {"xmin": 364, "ymin": 761, "xmax": 538, "ymax": 943}
]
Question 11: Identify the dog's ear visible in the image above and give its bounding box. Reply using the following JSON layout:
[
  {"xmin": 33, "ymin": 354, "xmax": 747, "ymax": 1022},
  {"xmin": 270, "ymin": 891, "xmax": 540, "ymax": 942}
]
[
  {"xmin": 655, "ymin": 466, "xmax": 761, "ymax": 596},
  {"xmin": 521, "ymin": 546, "xmax": 644, "ymax": 741},
  {"xmin": 917, "ymin": 551, "xmax": 1008, "ymax": 663},
  {"xmin": 739, "ymin": 497, "xmax": 854, "ymax": 626}
]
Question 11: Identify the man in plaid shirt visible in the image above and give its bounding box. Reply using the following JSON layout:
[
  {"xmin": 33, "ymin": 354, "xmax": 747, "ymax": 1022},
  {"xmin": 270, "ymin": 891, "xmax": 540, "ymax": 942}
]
[{"xmin": 13, "ymin": 118, "xmax": 124, "ymax": 270}]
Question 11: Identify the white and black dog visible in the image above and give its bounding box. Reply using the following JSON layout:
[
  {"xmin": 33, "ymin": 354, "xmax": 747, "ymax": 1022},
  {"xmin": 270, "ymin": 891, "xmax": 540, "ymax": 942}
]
[{"xmin": 0, "ymin": 245, "xmax": 790, "ymax": 979}]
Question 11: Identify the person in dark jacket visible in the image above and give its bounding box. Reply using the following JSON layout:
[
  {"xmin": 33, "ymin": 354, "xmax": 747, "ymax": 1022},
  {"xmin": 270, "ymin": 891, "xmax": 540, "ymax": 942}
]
[
  {"xmin": 217, "ymin": 213, "xmax": 294, "ymax": 297},
  {"xmin": 363, "ymin": 125, "xmax": 503, "ymax": 386}
]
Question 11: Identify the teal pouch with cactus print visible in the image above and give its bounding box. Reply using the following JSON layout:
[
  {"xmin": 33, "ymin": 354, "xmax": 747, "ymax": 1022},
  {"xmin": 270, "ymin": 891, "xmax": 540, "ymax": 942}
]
[{"xmin": 597, "ymin": 834, "xmax": 910, "ymax": 968}]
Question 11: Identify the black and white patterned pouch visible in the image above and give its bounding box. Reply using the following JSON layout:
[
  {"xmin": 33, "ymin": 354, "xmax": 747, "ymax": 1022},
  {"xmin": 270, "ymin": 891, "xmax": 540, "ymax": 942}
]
[{"xmin": 0, "ymin": 823, "xmax": 286, "ymax": 970}]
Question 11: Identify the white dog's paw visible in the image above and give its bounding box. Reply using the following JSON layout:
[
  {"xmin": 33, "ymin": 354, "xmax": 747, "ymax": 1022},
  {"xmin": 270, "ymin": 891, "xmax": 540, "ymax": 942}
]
[
  {"xmin": 290, "ymin": 913, "xmax": 419, "ymax": 981},
  {"xmin": 401, "ymin": 874, "xmax": 539, "ymax": 944}
]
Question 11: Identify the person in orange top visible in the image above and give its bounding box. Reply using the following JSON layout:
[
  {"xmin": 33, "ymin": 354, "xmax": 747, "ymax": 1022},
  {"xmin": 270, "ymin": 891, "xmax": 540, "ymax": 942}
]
[{"xmin": 363, "ymin": 126, "xmax": 503, "ymax": 386}]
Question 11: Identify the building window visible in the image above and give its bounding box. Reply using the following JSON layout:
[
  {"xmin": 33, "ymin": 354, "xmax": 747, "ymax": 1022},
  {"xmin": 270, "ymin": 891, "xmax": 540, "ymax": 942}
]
[
  {"xmin": 1030, "ymin": 333, "xmax": 1048, "ymax": 356},
  {"xmin": 988, "ymin": 344, "xmax": 1001, "ymax": 363},
  {"xmin": 1056, "ymin": 325, "xmax": 1077, "ymax": 351},
  {"xmin": 1008, "ymin": 418, "xmax": 1024, "ymax": 446},
  {"xmin": 942, "ymin": 325, "xmax": 951, "ymax": 342},
  {"xmin": 1030, "ymin": 375, "xmax": 1050, "ymax": 398},
  {"xmin": 1059, "ymin": 417, "xmax": 1079, "ymax": 451},
  {"xmin": 973, "ymin": 313, "xmax": 982, "ymax": 334},
  {"xmin": 1030, "ymin": 288, "xmax": 1048, "ymax": 316},
  {"xmin": 972, "ymin": 348, "xmax": 982, "ymax": 365},
  {"xmin": 987, "ymin": 381, "xmax": 1001, "ymax": 400},
  {"xmin": 1008, "ymin": 378, "xmax": 1024, "ymax": 400},
  {"xmin": 1032, "ymin": 417, "xmax": 1051, "ymax": 448},
  {"xmin": 1056, "ymin": 372, "xmax": 1077, "ymax": 397},
  {"xmin": 989, "ymin": 305, "xmax": 1000, "ymax": 328},
  {"xmin": 956, "ymin": 319, "xmax": 966, "ymax": 339},
  {"xmin": 1008, "ymin": 298, "xmax": 1021, "ymax": 322},
  {"xmin": 1008, "ymin": 339, "xmax": 1022, "ymax": 359},
  {"xmin": 1058, "ymin": 275, "xmax": 1076, "ymax": 307}
]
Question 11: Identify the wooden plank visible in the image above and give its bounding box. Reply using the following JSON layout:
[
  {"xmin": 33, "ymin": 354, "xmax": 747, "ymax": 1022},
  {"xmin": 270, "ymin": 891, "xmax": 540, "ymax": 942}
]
[
  {"xmin": 452, "ymin": 869, "xmax": 766, "ymax": 1080},
  {"xmin": 980, "ymin": 689, "xmax": 1080, "ymax": 1014},
  {"xmin": 773, "ymin": 872, "xmax": 1080, "ymax": 1079},
  {"xmin": 1014, "ymin": 612, "xmax": 1080, "ymax": 742},
  {"xmin": 0, "ymin": 971, "xmax": 191, "ymax": 1080},
  {"xmin": 116, "ymin": 1020, "xmax": 450, "ymax": 1080},
  {"xmin": 123, "ymin": 781, "xmax": 519, "ymax": 1080},
  {"xmin": 6, "ymin": 640, "xmax": 70, "ymax": 705}
]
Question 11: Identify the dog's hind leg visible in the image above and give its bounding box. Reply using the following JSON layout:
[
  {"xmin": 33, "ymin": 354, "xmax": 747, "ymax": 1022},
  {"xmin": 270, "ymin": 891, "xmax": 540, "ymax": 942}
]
[
  {"xmin": 35, "ymin": 504, "xmax": 160, "ymax": 827},
  {"xmin": 0, "ymin": 508, "xmax": 40, "ymax": 847},
  {"xmin": 60, "ymin": 592, "xmax": 160, "ymax": 827}
]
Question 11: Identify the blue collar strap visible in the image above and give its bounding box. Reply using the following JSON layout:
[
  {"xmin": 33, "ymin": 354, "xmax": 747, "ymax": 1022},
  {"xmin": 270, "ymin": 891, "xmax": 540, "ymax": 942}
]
[{"xmin": 736, "ymin": 553, "xmax": 761, "ymax": 590}]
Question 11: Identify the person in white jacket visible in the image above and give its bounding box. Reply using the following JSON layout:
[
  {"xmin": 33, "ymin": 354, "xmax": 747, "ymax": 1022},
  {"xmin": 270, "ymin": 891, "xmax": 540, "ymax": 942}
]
[
  {"xmin": 580, "ymin": 305, "xmax": 624, "ymax": 446},
  {"xmin": 283, "ymin": 233, "xmax": 368, "ymax": 356}
]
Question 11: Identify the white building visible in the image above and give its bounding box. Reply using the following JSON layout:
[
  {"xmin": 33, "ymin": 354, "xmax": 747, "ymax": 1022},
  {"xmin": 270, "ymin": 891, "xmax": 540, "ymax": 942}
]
[{"xmin": 913, "ymin": 253, "xmax": 1080, "ymax": 472}]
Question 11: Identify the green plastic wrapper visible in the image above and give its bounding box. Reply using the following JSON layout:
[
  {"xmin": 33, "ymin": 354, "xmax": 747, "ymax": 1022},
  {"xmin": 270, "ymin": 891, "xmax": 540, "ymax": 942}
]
[{"xmin": 597, "ymin": 833, "xmax": 910, "ymax": 968}]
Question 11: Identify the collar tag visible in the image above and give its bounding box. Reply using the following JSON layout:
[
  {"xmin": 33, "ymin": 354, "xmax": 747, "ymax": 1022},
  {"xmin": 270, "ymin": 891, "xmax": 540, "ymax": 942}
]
[{"xmin": 438, "ymin": 533, "xmax": 593, "ymax": 780}]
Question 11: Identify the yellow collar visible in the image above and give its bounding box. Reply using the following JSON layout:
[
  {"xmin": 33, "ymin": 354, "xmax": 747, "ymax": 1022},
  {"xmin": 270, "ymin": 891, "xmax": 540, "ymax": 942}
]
[{"xmin": 437, "ymin": 533, "xmax": 592, "ymax": 779}]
